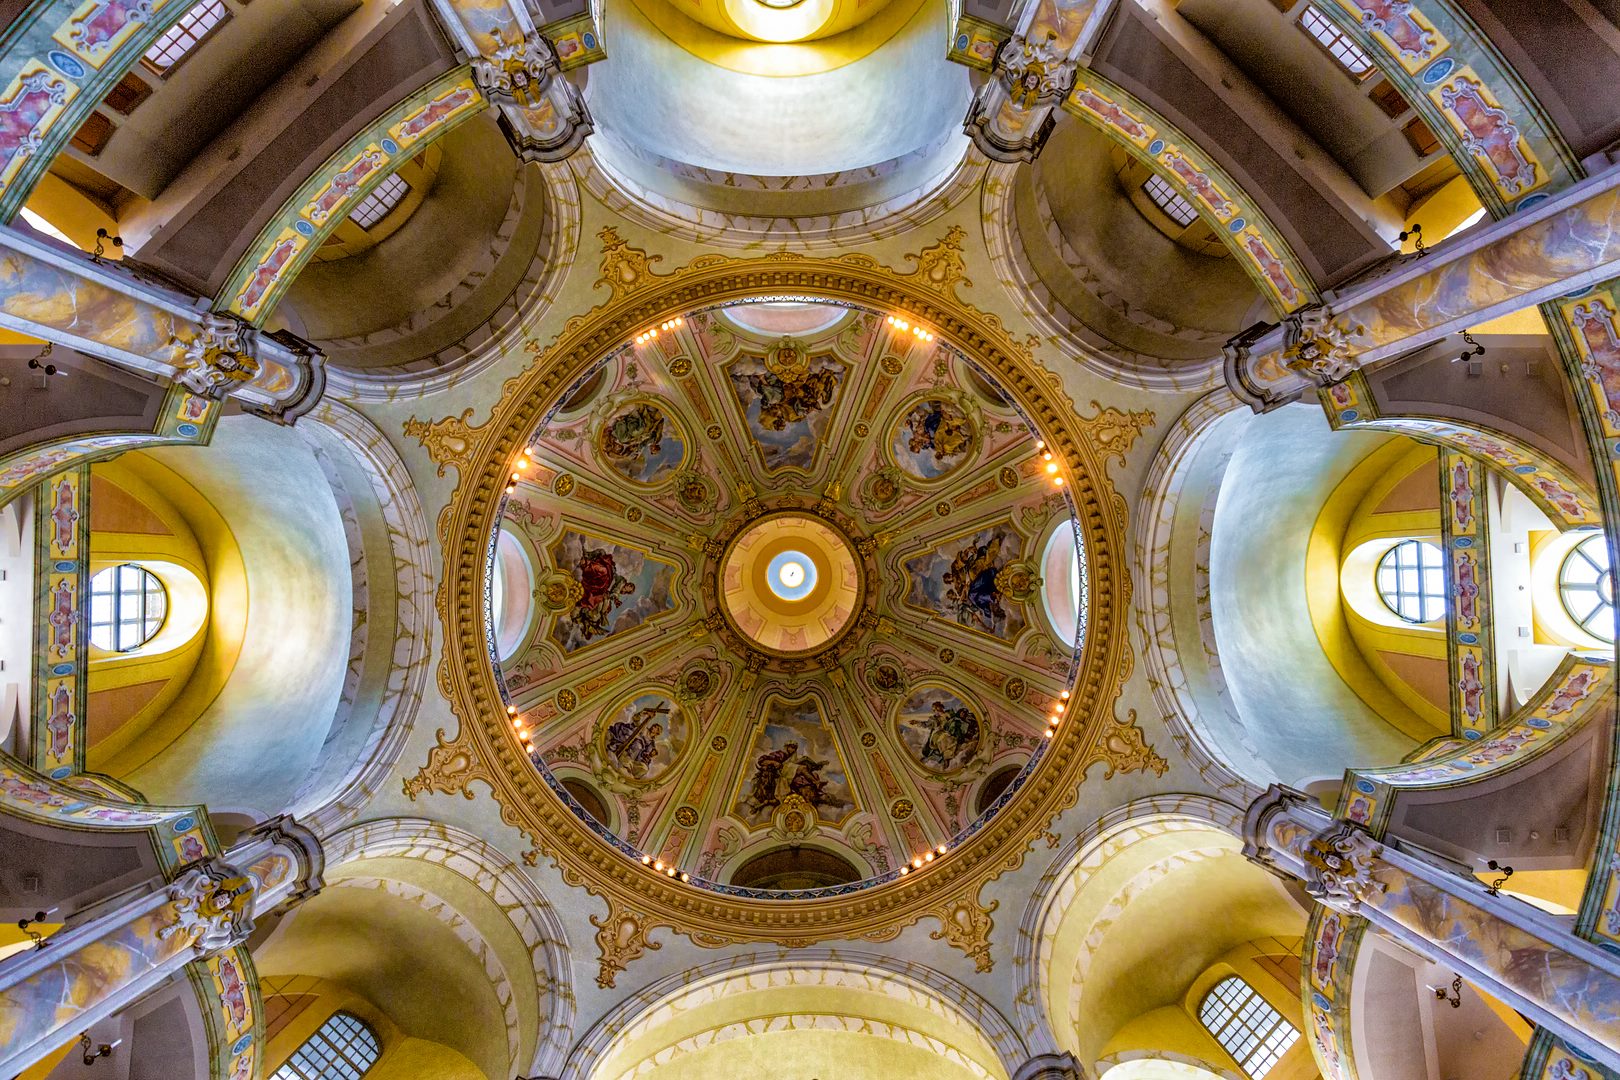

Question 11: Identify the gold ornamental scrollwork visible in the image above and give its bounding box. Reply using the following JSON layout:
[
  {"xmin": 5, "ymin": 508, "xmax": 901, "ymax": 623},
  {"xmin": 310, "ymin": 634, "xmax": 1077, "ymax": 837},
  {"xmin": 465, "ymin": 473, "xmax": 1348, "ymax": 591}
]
[
  {"xmin": 403, "ymin": 408, "xmax": 486, "ymax": 480},
  {"xmin": 929, "ymin": 888, "xmax": 999, "ymax": 973},
  {"xmin": 417, "ymin": 229, "xmax": 1138, "ymax": 951},
  {"xmin": 590, "ymin": 896, "xmax": 663, "ymax": 988}
]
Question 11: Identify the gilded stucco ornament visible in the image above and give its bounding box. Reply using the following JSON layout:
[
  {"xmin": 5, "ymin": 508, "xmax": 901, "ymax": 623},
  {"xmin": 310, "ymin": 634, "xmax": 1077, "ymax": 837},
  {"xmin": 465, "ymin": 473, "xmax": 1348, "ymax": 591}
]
[
  {"xmin": 1075, "ymin": 401, "xmax": 1155, "ymax": 471},
  {"xmin": 177, "ymin": 313, "xmax": 262, "ymax": 398},
  {"xmin": 929, "ymin": 889, "xmax": 1000, "ymax": 972},
  {"xmin": 1088, "ymin": 709, "xmax": 1170, "ymax": 779},
  {"xmin": 999, "ymin": 32, "xmax": 1076, "ymax": 112},
  {"xmin": 402, "ymin": 408, "xmax": 483, "ymax": 479},
  {"xmin": 590, "ymin": 897, "xmax": 662, "ymax": 988},
  {"xmin": 164, "ymin": 860, "xmax": 257, "ymax": 952},
  {"xmin": 405, "ymin": 228, "xmax": 1156, "ymax": 973},
  {"xmin": 1303, "ymin": 822, "xmax": 1388, "ymax": 913},
  {"xmin": 1283, "ymin": 306, "xmax": 1369, "ymax": 385}
]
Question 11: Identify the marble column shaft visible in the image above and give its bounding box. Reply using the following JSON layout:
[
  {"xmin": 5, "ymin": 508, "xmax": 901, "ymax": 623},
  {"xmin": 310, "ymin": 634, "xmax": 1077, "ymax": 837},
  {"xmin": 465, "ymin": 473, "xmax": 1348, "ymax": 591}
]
[
  {"xmin": 0, "ymin": 816, "xmax": 322, "ymax": 1076},
  {"xmin": 1245, "ymin": 785, "xmax": 1620, "ymax": 1073}
]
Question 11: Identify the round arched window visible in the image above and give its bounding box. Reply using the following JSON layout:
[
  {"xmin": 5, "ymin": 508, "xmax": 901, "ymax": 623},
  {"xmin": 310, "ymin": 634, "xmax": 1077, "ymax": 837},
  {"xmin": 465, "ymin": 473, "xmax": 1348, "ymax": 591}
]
[
  {"xmin": 1040, "ymin": 524, "xmax": 1084, "ymax": 647},
  {"xmin": 89, "ymin": 564, "xmax": 167, "ymax": 652},
  {"xmin": 490, "ymin": 527, "xmax": 534, "ymax": 660},
  {"xmin": 1375, "ymin": 540, "xmax": 1445, "ymax": 624},
  {"xmin": 1559, "ymin": 533, "xmax": 1615, "ymax": 643}
]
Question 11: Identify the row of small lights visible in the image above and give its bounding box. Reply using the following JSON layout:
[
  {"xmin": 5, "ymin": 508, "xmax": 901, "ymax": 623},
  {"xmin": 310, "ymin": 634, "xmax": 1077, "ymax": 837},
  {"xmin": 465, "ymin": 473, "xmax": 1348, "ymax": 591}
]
[
  {"xmin": 503, "ymin": 308, "xmax": 1071, "ymax": 887},
  {"xmin": 885, "ymin": 314, "xmax": 935, "ymax": 342},
  {"xmin": 508, "ymin": 680, "xmax": 1072, "ymax": 886},
  {"xmin": 506, "ymin": 702, "xmax": 699, "ymax": 880},
  {"xmin": 1037, "ymin": 439, "xmax": 1064, "ymax": 488},
  {"xmin": 504, "ymin": 446, "xmax": 535, "ymax": 495},
  {"xmin": 633, "ymin": 316, "xmax": 684, "ymax": 346}
]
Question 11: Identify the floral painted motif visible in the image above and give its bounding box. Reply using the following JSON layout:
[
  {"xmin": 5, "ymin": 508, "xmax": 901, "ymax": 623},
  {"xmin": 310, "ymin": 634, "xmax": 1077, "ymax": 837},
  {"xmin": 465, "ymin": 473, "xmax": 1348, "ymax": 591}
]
[
  {"xmin": 398, "ymin": 86, "xmax": 479, "ymax": 141},
  {"xmin": 1339, "ymin": 0, "xmax": 1439, "ymax": 61},
  {"xmin": 59, "ymin": 0, "xmax": 162, "ymax": 57}
]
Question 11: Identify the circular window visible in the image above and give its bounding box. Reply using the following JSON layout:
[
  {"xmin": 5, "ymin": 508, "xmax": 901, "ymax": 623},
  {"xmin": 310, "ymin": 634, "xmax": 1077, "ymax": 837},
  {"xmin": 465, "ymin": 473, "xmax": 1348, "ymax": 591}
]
[
  {"xmin": 89, "ymin": 564, "xmax": 167, "ymax": 653},
  {"xmin": 1560, "ymin": 533, "xmax": 1615, "ymax": 643},
  {"xmin": 1376, "ymin": 540, "xmax": 1446, "ymax": 624}
]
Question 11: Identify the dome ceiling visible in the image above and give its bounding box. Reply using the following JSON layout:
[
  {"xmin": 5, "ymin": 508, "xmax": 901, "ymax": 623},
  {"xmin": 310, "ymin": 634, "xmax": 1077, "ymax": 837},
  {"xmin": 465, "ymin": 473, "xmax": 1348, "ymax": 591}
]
[
  {"xmin": 490, "ymin": 300, "xmax": 1084, "ymax": 897},
  {"xmin": 581, "ymin": 0, "xmax": 973, "ymax": 242}
]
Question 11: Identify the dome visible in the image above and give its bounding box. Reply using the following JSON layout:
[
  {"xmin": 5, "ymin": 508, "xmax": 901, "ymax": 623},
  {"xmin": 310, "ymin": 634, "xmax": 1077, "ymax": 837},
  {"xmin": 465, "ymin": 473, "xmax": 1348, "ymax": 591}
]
[{"xmin": 490, "ymin": 299, "xmax": 1084, "ymax": 897}]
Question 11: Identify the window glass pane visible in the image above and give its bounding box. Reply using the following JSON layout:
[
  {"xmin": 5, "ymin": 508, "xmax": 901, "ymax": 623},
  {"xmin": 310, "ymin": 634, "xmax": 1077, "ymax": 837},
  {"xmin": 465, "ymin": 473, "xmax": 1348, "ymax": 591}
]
[
  {"xmin": 1298, "ymin": 5, "xmax": 1375, "ymax": 77},
  {"xmin": 1141, "ymin": 173, "xmax": 1200, "ymax": 227},
  {"xmin": 1198, "ymin": 977, "xmax": 1299, "ymax": 1079},
  {"xmin": 86, "ymin": 564, "xmax": 167, "ymax": 652},
  {"xmin": 1377, "ymin": 540, "xmax": 1446, "ymax": 625},
  {"xmin": 144, "ymin": 0, "xmax": 229, "ymax": 72},
  {"xmin": 1560, "ymin": 533, "xmax": 1616, "ymax": 642},
  {"xmin": 270, "ymin": 1011, "xmax": 380, "ymax": 1080},
  {"xmin": 349, "ymin": 173, "xmax": 411, "ymax": 229}
]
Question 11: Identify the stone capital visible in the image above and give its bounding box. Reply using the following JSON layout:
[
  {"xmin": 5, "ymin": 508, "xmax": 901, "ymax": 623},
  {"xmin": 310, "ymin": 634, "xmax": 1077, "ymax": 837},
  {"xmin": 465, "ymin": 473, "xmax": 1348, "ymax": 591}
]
[{"xmin": 1013, "ymin": 1052, "xmax": 1089, "ymax": 1080}]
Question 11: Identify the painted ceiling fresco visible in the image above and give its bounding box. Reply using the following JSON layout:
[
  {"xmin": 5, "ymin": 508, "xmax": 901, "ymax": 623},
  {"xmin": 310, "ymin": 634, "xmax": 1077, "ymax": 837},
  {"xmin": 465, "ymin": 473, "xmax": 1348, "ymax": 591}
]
[{"xmin": 490, "ymin": 301, "xmax": 1082, "ymax": 895}]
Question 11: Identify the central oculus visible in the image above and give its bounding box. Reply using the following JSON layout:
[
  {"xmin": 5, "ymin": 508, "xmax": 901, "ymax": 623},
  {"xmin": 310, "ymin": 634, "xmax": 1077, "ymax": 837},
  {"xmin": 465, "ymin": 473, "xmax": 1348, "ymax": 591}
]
[
  {"xmin": 768, "ymin": 551, "xmax": 815, "ymax": 599},
  {"xmin": 720, "ymin": 513, "xmax": 859, "ymax": 656}
]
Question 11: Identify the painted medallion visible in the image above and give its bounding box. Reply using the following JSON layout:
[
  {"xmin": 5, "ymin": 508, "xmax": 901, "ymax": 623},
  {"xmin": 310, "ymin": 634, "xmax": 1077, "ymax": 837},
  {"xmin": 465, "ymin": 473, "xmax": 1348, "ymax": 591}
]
[
  {"xmin": 895, "ymin": 687, "xmax": 984, "ymax": 774},
  {"xmin": 598, "ymin": 401, "xmax": 684, "ymax": 485},
  {"xmin": 598, "ymin": 693, "xmax": 688, "ymax": 785},
  {"xmin": 892, "ymin": 398, "xmax": 975, "ymax": 480}
]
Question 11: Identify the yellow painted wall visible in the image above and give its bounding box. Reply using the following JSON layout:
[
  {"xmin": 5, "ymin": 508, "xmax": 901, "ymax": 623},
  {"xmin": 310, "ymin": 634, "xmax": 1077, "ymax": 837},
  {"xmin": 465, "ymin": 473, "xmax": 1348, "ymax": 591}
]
[
  {"xmin": 1309, "ymin": 441, "xmax": 1450, "ymax": 742},
  {"xmin": 261, "ymin": 976, "xmax": 494, "ymax": 1080},
  {"xmin": 22, "ymin": 172, "xmax": 121, "ymax": 253},
  {"xmin": 86, "ymin": 454, "xmax": 247, "ymax": 780},
  {"xmin": 1103, "ymin": 939, "xmax": 1320, "ymax": 1080}
]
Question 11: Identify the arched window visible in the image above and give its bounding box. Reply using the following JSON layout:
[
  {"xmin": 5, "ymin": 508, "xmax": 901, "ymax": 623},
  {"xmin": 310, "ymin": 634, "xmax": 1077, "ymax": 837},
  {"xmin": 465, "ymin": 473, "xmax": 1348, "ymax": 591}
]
[
  {"xmin": 1376, "ymin": 539, "xmax": 1446, "ymax": 624},
  {"xmin": 1142, "ymin": 174, "xmax": 1199, "ymax": 227},
  {"xmin": 89, "ymin": 564, "xmax": 167, "ymax": 653},
  {"xmin": 1198, "ymin": 976, "xmax": 1299, "ymax": 1078},
  {"xmin": 270, "ymin": 1011, "xmax": 381, "ymax": 1080},
  {"xmin": 490, "ymin": 527, "xmax": 535, "ymax": 660},
  {"xmin": 1297, "ymin": 5, "xmax": 1375, "ymax": 81},
  {"xmin": 1559, "ymin": 532, "xmax": 1615, "ymax": 644},
  {"xmin": 1040, "ymin": 524, "xmax": 1084, "ymax": 648}
]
